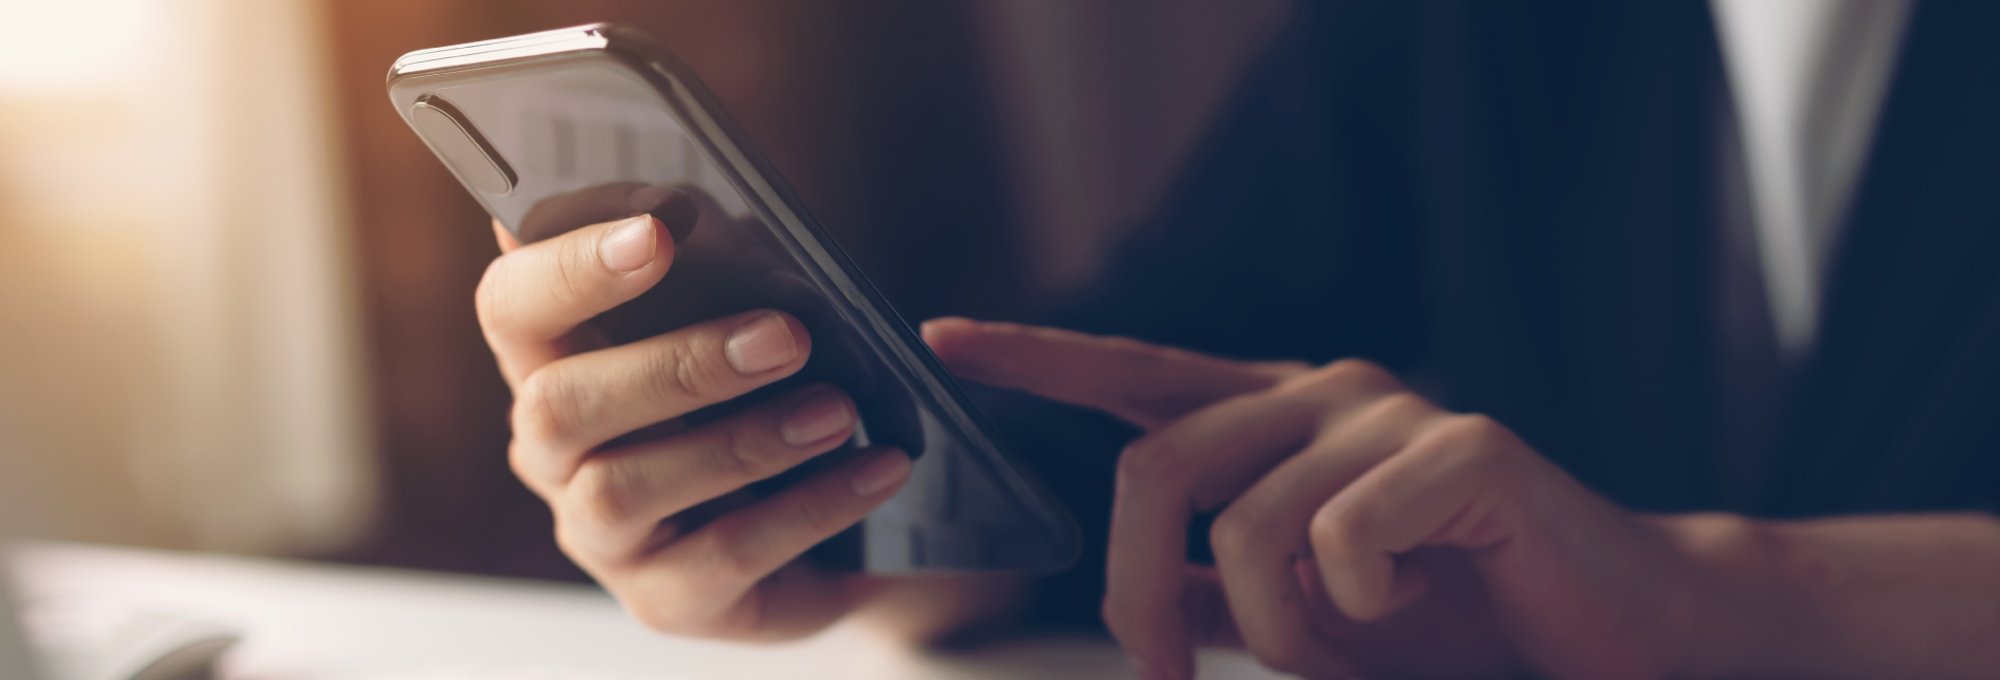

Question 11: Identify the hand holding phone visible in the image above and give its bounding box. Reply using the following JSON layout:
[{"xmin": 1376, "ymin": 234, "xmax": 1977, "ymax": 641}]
[
  {"xmin": 479, "ymin": 203, "xmax": 924, "ymax": 638},
  {"xmin": 391, "ymin": 24, "xmax": 1075, "ymax": 639}
]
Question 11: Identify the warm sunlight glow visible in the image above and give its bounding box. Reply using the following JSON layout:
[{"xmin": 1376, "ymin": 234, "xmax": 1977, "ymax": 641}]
[{"xmin": 0, "ymin": 0, "xmax": 156, "ymax": 94}]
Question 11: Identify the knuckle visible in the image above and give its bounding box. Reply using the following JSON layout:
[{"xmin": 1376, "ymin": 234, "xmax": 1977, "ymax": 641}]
[
  {"xmin": 513, "ymin": 368, "xmax": 581, "ymax": 448},
  {"xmin": 1452, "ymin": 412, "xmax": 1506, "ymax": 439},
  {"xmin": 506, "ymin": 439, "xmax": 546, "ymax": 491},
  {"xmin": 648, "ymin": 337, "xmax": 724, "ymax": 402},
  {"xmin": 695, "ymin": 423, "xmax": 767, "ymax": 481},
  {"xmin": 1436, "ymin": 413, "xmax": 1512, "ymax": 460},
  {"xmin": 1373, "ymin": 391, "xmax": 1434, "ymax": 419},
  {"xmin": 550, "ymin": 515, "xmax": 630, "ymax": 577},
  {"xmin": 1114, "ymin": 437, "xmax": 1187, "ymax": 488},
  {"xmin": 1208, "ymin": 503, "xmax": 1267, "ymax": 557},
  {"xmin": 785, "ymin": 492, "xmax": 841, "ymax": 537},
  {"xmin": 1317, "ymin": 358, "xmax": 1397, "ymax": 391},
  {"xmin": 569, "ymin": 457, "xmax": 644, "ymax": 527},
  {"xmin": 1307, "ymin": 503, "xmax": 1361, "ymax": 556},
  {"xmin": 1335, "ymin": 391, "xmax": 1432, "ymax": 430}
]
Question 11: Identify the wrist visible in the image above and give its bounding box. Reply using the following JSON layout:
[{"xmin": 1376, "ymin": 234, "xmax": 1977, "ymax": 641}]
[{"xmin": 1645, "ymin": 513, "xmax": 1804, "ymax": 679}]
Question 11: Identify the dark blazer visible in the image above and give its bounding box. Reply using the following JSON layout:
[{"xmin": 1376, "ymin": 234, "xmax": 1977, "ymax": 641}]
[
  {"xmin": 1004, "ymin": 0, "xmax": 2000, "ymax": 627},
  {"xmin": 1033, "ymin": 0, "xmax": 2000, "ymax": 523}
]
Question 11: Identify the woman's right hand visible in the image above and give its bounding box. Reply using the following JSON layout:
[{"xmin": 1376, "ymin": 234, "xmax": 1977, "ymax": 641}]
[{"xmin": 475, "ymin": 209, "xmax": 916, "ymax": 641}]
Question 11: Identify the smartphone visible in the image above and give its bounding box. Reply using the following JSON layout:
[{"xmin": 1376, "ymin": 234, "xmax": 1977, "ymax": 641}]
[{"xmin": 388, "ymin": 24, "xmax": 1078, "ymax": 572}]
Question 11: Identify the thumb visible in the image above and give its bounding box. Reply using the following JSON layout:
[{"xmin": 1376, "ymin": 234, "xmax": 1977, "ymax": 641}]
[{"xmin": 921, "ymin": 318, "xmax": 1289, "ymax": 430}]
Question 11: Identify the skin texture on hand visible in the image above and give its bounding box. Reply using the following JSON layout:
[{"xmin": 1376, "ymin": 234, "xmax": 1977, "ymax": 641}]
[
  {"xmin": 928, "ymin": 319, "xmax": 2000, "ymax": 679},
  {"xmin": 923, "ymin": 318, "xmax": 1696, "ymax": 679},
  {"xmin": 478, "ymin": 211, "xmax": 1014, "ymax": 644},
  {"xmin": 1660, "ymin": 512, "xmax": 2000, "ymax": 680},
  {"xmin": 473, "ymin": 218, "xmax": 2000, "ymax": 672}
]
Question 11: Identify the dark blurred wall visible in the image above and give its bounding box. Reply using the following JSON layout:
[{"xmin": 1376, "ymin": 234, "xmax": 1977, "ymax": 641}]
[{"xmin": 323, "ymin": 1, "xmax": 1023, "ymax": 577}]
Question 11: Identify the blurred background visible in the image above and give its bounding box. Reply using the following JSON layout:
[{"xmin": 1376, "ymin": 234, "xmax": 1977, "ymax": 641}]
[{"xmin": 0, "ymin": 0, "xmax": 1287, "ymax": 578}]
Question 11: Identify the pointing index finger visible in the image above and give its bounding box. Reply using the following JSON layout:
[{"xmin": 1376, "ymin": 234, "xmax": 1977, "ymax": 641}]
[{"xmin": 921, "ymin": 318, "xmax": 1285, "ymax": 429}]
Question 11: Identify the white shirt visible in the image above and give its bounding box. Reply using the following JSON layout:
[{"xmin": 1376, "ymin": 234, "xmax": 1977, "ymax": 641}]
[{"xmin": 1709, "ymin": 0, "xmax": 1913, "ymax": 360}]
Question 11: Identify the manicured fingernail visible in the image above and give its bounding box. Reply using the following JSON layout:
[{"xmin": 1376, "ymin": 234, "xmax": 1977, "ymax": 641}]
[
  {"xmin": 850, "ymin": 451, "xmax": 910, "ymax": 497},
  {"xmin": 724, "ymin": 314, "xmax": 796, "ymax": 375},
  {"xmin": 599, "ymin": 216, "xmax": 657, "ymax": 273},
  {"xmin": 780, "ymin": 390, "xmax": 852, "ymax": 445}
]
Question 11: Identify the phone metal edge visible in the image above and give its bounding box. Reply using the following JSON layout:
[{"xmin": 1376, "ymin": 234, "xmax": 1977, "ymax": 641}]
[
  {"xmin": 644, "ymin": 52, "xmax": 1086, "ymax": 571},
  {"xmin": 388, "ymin": 24, "xmax": 613, "ymax": 81}
]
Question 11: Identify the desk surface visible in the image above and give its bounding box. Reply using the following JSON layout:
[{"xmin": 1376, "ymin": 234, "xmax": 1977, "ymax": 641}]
[{"xmin": 9, "ymin": 544, "xmax": 1286, "ymax": 679}]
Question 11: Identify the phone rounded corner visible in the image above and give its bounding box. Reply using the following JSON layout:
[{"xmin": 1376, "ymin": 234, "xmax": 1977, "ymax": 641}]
[{"xmin": 385, "ymin": 57, "xmax": 414, "ymax": 87}]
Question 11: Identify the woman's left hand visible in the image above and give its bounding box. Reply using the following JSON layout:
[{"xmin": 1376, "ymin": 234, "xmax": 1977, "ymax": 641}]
[{"xmin": 923, "ymin": 318, "xmax": 1709, "ymax": 680}]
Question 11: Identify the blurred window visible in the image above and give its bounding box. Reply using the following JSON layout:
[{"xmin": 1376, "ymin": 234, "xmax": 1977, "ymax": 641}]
[{"xmin": 0, "ymin": 0, "xmax": 373, "ymax": 553}]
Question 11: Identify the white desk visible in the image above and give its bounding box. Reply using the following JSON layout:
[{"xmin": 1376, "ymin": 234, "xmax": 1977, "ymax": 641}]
[{"xmin": 9, "ymin": 545, "xmax": 1287, "ymax": 679}]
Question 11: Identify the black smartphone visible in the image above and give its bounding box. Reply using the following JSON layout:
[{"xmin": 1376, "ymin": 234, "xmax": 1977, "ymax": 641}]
[{"xmin": 388, "ymin": 24, "xmax": 1078, "ymax": 573}]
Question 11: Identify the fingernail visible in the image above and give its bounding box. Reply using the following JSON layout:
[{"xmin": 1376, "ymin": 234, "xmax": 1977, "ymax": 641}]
[
  {"xmin": 780, "ymin": 390, "xmax": 853, "ymax": 445},
  {"xmin": 850, "ymin": 451, "xmax": 910, "ymax": 497},
  {"xmin": 599, "ymin": 216, "xmax": 658, "ymax": 273},
  {"xmin": 724, "ymin": 314, "xmax": 796, "ymax": 375},
  {"xmin": 626, "ymin": 186, "xmax": 698, "ymax": 241}
]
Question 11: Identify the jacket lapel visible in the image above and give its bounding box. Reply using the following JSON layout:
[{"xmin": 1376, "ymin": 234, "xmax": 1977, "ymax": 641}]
[{"xmin": 1772, "ymin": 0, "xmax": 2000, "ymax": 514}]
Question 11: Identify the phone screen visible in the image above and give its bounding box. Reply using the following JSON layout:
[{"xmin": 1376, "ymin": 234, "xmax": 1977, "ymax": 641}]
[{"xmin": 390, "ymin": 35, "xmax": 1077, "ymax": 572}]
